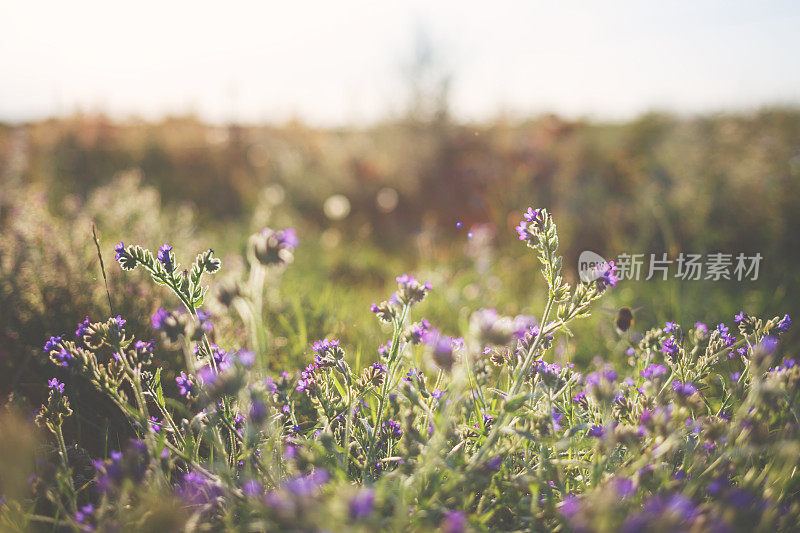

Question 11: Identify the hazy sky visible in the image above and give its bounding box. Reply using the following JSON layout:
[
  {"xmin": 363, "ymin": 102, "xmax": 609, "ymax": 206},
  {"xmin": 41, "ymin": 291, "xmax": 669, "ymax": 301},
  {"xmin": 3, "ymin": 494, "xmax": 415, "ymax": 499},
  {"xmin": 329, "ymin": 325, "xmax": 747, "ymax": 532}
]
[{"xmin": 2, "ymin": 0, "xmax": 799, "ymax": 125}]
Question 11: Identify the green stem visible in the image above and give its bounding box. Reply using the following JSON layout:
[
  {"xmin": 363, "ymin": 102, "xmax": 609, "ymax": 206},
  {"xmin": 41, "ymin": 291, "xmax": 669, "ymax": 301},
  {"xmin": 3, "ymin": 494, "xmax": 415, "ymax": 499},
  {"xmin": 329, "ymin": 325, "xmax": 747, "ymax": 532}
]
[
  {"xmin": 472, "ymin": 295, "xmax": 556, "ymax": 466},
  {"xmin": 54, "ymin": 424, "xmax": 77, "ymax": 513},
  {"xmin": 366, "ymin": 304, "xmax": 409, "ymax": 479}
]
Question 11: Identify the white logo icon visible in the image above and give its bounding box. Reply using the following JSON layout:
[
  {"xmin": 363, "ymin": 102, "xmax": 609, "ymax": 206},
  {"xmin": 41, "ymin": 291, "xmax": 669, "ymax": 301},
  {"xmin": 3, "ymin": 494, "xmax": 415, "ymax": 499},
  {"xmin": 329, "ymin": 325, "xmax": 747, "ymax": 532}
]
[{"xmin": 578, "ymin": 250, "xmax": 607, "ymax": 283}]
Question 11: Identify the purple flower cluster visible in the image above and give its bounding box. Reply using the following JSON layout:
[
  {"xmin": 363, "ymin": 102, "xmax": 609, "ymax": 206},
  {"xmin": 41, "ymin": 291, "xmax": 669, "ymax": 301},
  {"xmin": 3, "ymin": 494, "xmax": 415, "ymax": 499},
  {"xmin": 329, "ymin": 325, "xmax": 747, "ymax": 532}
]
[
  {"xmin": 661, "ymin": 337, "xmax": 679, "ymax": 358},
  {"xmin": 405, "ymin": 318, "xmax": 431, "ymax": 344},
  {"xmin": 74, "ymin": 504, "xmax": 95, "ymax": 527},
  {"xmin": 533, "ymin": 360, "xmax": 562, "ymax": 387},
  {"xmin": 47, "ymin": 378, "xmax": 65, "ymax": 393},
  {"xmin": 151, "ymin": 307, "xmax": 170, "ymax": 330},
  {"xmin": 349, "ymin": 489, "xmax": 375, "ymax": 520},
  {"xmin": 175, "ymin": 372, "xmax": 194, "ymax": 397},
  {"xmin": 282, "ymin": 469, "xmax": 329, "ymax": 497},
  {"xmin": 552, "ymin": 408, "xmax": 564, "ymax": 431},
  {"xmin": 717, "ymin": 323, "xmax": 734, "ymax": 346},
  {"xmin": 251, "ymin": 227, "xmax": 298, "ymax": 266},
  {"xmin": 594, "ymin": 261, "xmax": 620, "ymax": 290},
  {"xmin": 93, "ymin": 440, "xmax": 149, "ymax": 493},
  {"xmin": 75, "ymin": 316, "xmax": 91, "ymax": 338},
  {"xmin": 621, "ymin": 493, "xmax": 698, "ymax": 532},
  {"xmin": 377, "ymin": 340, "xmax": 392, "ymax": 359},
  {"xmin": 311, "ymin": 338, "xmax": 344, "ymax": 367},
  {"xmin": 296, "ymin": 363, "xmax": 318, "ymax": 393},
  {"xmin": 157, "ymin": 243, "xmax": 174, "ymax": 272},
  {"xmin": 672, "ymin": 381, "xmax": 698, "ymax": 397},
  {"xmin": 516, "ymin": 323, "xmax": 555, "ymax": 355},
  {"xmin": 395, "ymin": 274, "xmax": 432, "ymax": 306},
  {"xmin": 442, "ymin": 509, "xmax": 467, "ymax": 533},
  {"xmin": 587, "ymin": 424, "xmax": 605, "ymax": 438},
  {"xmin": 515, "ymin": 207, "xmax": 542, "ymax": 245},
  {"xmin": 178, "ymin": 471, "xmax": 223, "ymax": 506},
  {"xmin": 641, "ymin": 363, "xmax": 668, "ymax": 381},
  {"xmin": 134, "ymin": 339, "xmax": 153, "ymax": 356},
  {"xmin": 585, "ymin": 367, "xmax": 618, "ymax": 389},
  {"xmin": 422, "ymin": 328, "xmax": 459, "ymax": 371},
  {"xmin": 43, "ymin": 335, "xmax": 62, "ymax": 353},
  {"xmin": 403, "ymin": 367, "xmax": 425, "ymax": 386},
  {"xmin": 54, "ymin": 347, "xmax": 73, "ymax": 367},
  {"xmin": 381, "ymin": 419, "xmax": 403, "ymax": 439},
  {"xmin": 112, "ymin": 315, "xmax": 126, "ymax": 328}
]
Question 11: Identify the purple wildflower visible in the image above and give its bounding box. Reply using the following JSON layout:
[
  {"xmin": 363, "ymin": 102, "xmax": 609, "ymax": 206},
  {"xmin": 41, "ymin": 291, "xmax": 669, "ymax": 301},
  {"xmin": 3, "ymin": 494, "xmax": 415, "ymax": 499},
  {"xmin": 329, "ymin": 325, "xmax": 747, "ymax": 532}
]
[
  {"xmin": 75, "ymin": 316, "xmax": 91, "ymax": 338},
  {"xmin": 406, "ymin": 318, "xmax": 431, "ymax": 344},
  {"xmin": 157, "ymin": 243, "xmax": 174, "ymax": 272},
  {"xmin": 242, "ymin": 480, "xmax": 263, "ymax": 497},
  {"xmin": 150, "ymin": 308, "xmax": 169, "ymax": 330},
  {"xmin": 622, "ymin": 493, "xmax": 698, "ymax": 532},
  {"xmin": 422, "ymin": 328, "xmax": 458, "ymax": 371},
  {"xmin": 312, "ymin": 338, "xmax": 344, "ymax": 367},
  {"xmin": 74, "ymin": 503, "xmax": 94, "ymax": 524},
  {"xmin": 515, "ymin": 207, "xmax": 541, "ymax": 245},
  {"xmin": 717, "ymin": 323, "xmax": 734, "ymax": 346},
  {"xmin": 395, "ymin": 274, "xmax": 432, "ymax": 305},
  {"xmin": 614, "ymin": 477, "xmax": 636, "ymax": 498},
  {"xmin": 296, "ymin": 363, "xmax": 319, "ymax": 393},
  {"xmin": 54, "ymin": 347, "xmax": 72, "ymax": 367},
  {"xmin": 238, "ymin": 350, "xmax": 255, "ymax": 367},
  {"xmin": 442, "ymin": 510, "xmax": 467, "ymax": 533},
  {"xmin": 534, "ymin": 360, "xmax": 562, "ymax": 387},
  {"xmin": 178, "ymin": 471, "xmax": 223, "ymax": 505},
  {"xmin": 552, "ymin": 408, "xmax": 564, "ymax": 431},
  {"xmin": 760, "ymin": 336, "xmax": 779, "ymax": 354},
  {"xmin": 47, "ymin": 378, "xmax": 65, "ymax": 393},
  {"xmin": 381, "ymin": 419, "xmax": 403, "ymax": 439},
  {"xmin": 595, "ymin": 261, "xmax": 620, "ymax": 289},
  {"xmin": 349, "ymin": 489, "xmax": 375, "ymax": 520},
  {"xmin": 586, "ymin": 367, "xmax": 617, "ymax": 388},
  {"xmin": 641, "ymin": 364, "xmax": 668, "ymax": 380},
  {"xmin": 175, "ymin": 372, "xmax": 193, "ymax": 397},
  {"xmin": 672, "ymin": 381, "xmax": 697, "ymax": 397},
  {"xmin": 661, "ymin": 337, "xmax": 679, "ymax": 357},
  {"xmin": 284, "ymin": 469, "xmax": 329, "ymax": 496},
  {"xmin": 43, "ymin": 335, "xmax": 62, "ymax": 353},
  {"xmin": 572, "ymin": 390, "xmax": 587, "ymax": 405},
  {"xmin": 588, "ymin": 424, "xmax": 605, "ymax": 438}
]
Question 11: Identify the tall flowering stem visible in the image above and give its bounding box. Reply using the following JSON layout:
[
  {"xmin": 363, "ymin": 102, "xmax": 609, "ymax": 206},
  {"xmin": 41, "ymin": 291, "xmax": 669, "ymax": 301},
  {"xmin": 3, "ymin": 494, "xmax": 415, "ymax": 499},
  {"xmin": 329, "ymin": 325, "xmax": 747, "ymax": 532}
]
[
  {"xmin": 472, "ymin": 208, "xmax": 609, "ymax": 467},
  {"xmin": 366, "ymin": 303, "xmax": 410, "ymax": 479},
  {"xmin": 113, "ymin": 242, "xmax": 238, "ymax": 465},
  {"xmin": 365, "ymin": 273, "xmax": 431, "ymax": 479}
]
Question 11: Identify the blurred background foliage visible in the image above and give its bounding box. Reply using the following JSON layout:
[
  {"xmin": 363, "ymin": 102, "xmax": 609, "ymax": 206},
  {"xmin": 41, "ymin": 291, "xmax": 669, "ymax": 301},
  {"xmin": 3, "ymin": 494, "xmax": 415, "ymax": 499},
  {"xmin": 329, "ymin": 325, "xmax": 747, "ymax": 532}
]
[{"xmin": 1, "ymin": 108, "xmax": 799, "ymax": 452}]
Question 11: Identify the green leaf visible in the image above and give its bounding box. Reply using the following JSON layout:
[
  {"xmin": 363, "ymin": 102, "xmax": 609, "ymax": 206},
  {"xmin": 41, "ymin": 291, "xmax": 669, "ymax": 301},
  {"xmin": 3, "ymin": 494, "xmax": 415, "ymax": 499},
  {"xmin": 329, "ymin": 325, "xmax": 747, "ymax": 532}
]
[
  {"xmin": 151, "ymin": 368, "xmax": 165, "ymax": 408},
  {"xmin": 331, "ymin": 374, "xmax": 346, "ymax": 398}
]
